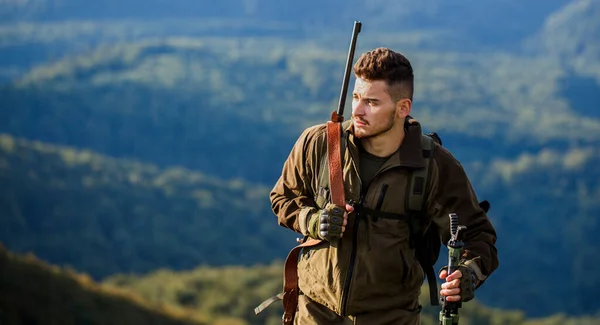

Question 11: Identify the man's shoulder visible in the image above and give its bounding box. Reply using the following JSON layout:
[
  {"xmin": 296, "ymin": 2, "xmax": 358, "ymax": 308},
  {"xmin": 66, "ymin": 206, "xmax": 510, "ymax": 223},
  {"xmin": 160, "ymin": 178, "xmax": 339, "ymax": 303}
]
[
  {"xmin": 304, "ymin": 123, "xmax": 328, "ymax": 134},
  {"xmin": 429, "ymin": 139, "xmax": 467, "ymax": 173},
  {"xmin": 298, "ymin": 123, "xmax": 328, "ymax": 143}
]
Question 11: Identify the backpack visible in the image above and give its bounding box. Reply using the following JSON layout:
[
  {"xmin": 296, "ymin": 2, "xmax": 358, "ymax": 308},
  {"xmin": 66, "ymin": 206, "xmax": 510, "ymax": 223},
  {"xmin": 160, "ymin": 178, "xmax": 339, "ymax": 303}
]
[{"xmin": 316, "ymin": 119, "xmax": 482, "ymax": 306}]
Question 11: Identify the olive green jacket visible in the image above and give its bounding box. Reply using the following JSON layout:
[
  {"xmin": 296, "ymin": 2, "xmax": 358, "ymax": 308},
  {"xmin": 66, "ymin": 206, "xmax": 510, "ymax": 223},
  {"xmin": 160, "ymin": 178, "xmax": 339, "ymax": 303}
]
[{"xmin": 270, "ymin": 119, "xmax": 498, "ymax": 316}]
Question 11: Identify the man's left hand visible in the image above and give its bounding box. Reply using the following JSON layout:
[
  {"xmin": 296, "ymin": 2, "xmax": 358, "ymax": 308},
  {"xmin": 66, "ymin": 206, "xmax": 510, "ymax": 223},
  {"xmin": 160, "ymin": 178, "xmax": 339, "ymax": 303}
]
[{"xmin": 439, "ymin": 265, "xmax": 475, "ymax": 303}]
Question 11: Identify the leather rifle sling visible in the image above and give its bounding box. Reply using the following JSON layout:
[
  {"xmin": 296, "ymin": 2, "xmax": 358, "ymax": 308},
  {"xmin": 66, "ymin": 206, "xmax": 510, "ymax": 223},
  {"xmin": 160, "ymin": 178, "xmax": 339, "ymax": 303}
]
[
  {"xmin": 281, "ymin": 119, "xmax": 346, "ymax": 324},
  {"xmin": 281, "ymin": 239, "xmax": 320, "ymax": 324}
]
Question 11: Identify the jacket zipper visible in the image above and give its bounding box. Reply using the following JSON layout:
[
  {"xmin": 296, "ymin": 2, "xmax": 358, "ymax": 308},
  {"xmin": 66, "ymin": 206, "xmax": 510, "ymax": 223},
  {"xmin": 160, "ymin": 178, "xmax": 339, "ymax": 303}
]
[
  {"xmin": 340, "ymin": 190, "xmax": 365, "ymax": 316},
  {"xmin": 375, "ymin": 183, "xmax": 388, "ymax": 211}
]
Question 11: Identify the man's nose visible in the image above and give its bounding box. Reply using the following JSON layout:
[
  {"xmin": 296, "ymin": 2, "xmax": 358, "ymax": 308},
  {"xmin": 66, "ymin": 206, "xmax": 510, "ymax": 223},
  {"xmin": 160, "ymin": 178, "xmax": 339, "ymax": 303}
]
[{"xmin": 352, "ymin": 99, "xmax": 366, "ymax": 116}]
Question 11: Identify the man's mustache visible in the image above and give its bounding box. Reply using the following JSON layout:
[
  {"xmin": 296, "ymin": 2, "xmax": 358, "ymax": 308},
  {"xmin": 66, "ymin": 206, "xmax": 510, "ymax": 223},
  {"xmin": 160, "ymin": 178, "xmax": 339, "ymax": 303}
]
[{"xmin": 352, "ymin": 116, "xmax": 369, "ymax": 125}]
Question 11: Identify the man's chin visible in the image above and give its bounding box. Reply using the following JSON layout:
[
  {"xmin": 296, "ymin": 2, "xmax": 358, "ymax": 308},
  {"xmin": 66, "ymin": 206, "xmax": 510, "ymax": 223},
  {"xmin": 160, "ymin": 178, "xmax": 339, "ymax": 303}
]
[{"xmin": 353, "ymin": 129, "xmax": 371, "ymax": 139}]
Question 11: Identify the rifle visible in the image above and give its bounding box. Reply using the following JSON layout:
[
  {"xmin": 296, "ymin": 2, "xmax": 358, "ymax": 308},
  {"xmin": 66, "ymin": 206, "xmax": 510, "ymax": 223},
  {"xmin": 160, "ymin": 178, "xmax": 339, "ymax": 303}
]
[
  {"xmin": 331, "ymin": 20, "xmax": 362, "ymax": 123},
  {"xmin": 439, "ymin": 213, "xmax": 467, "ymax": 325},
  {"xmin": 324, "ymin": 20, "xmax": 361, "ymax": 216},
  {"xmin": 253, "ymin": 20, "xmax": 362, "ymax": 325}
]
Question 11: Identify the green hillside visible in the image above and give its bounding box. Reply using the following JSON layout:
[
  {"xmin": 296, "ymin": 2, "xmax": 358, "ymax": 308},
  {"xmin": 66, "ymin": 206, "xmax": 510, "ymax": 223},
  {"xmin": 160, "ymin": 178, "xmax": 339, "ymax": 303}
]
[
  {"xmin": 527, "ymin": 0, "xmax": 600, "ymax": 82},
  {"xmin": 10, "ymin": 37, "xmax": 600, "ymax": 144},
  {"xmin": 102, "ymin": 257, "xmax": 600, "ymax": 325},
  {"xmin": 1, "ymin": 129, "xmax": 599, "ymax": 317},
  {"xmin": 2, "ymin": 242, "xmax": 597, "ymax": 325},
  {"xmin": 0, "ymin": 0, "xmax": 568, "ymax": 52},
  {"xmin": 0, "ymin": 133, "xmax": 295, "ymax": 279},
  {"xmin": 0, "ymin": 243, "xmax": 205, "ymax": 325},
  {"xmin": 2, "ymin": 36, "xmax": 599, "ymax": 187},
  {"xmin": 1, "ymin": 0, "xmax": 599, "ymax": 319},
  {"xmin": 1, "ymin": 34, "xmax": 600, "ymax": 317}
]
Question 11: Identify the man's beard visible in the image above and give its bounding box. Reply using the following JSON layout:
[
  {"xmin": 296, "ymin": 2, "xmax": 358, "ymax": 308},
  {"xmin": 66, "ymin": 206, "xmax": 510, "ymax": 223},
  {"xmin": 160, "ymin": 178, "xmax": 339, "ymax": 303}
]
[{"xmin": 353, "ymin": 109, "xmax": 396, "ymax": 139}]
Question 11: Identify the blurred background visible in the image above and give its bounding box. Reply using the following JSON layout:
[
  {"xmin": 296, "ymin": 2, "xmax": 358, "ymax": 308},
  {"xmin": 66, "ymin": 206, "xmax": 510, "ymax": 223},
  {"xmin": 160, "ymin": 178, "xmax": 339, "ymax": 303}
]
[{"xmin": 0, "ymin": 0, "xmax": 599, "ymax": 324}]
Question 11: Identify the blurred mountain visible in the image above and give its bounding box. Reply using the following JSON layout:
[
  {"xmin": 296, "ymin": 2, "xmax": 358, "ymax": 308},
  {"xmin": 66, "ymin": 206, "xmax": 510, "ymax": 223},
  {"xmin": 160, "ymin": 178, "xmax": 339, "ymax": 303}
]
[
  {"xmin": 0, "ymin": 243, "xmax": 205, "ymax": 325},
  {"xmin": 101, "ymin": 257, "xmax": 600, "ymax": 325},
  {"xmin": 464, "ymin": 145, "xmax": 600, "ymax": 316},
  {"xmin": 527, "ymin": 0, "xmax": 600, "ymax": 78},
  {"xmin": 0, "ymin": 0, "xmax": 582, "ymax": 80},
  {"xmin": 0, "ymin": 133, "xmax": 296, "ymax": 278},
  {"xmin": 524, "ymin": 0, "xmax": 600, "ymax": 122},
  {"xmin": 0, "ymin": 0, "xmax": 570, "ymax": 49},
  {"xmin": 3, "ymin": 244, "xmax": 598, "ymax": 325},
  {"xmin": 1, "ymin": 38, "xmax": 599, "ymax": 315},
  {"xmin": 0, "ymin": 0, "xmax": 599, "ymax": 319},
  {"xmin": 2, "ymin": 36, "xmax": 599, "ymax": 181}
]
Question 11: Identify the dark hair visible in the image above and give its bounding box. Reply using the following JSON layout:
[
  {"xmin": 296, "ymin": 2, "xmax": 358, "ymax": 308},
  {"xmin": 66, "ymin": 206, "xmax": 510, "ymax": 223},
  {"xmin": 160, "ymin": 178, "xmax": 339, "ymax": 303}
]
[{"xmin": 353, "ymin": 47, "xmax": 414, "ymax": 101}]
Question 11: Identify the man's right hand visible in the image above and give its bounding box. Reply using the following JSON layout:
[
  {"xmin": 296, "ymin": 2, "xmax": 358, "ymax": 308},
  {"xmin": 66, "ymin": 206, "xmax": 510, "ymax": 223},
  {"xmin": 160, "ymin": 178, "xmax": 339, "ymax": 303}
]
[{"xmin": 308, "ymin": 203, "xmax": 353, "ymax": 241}]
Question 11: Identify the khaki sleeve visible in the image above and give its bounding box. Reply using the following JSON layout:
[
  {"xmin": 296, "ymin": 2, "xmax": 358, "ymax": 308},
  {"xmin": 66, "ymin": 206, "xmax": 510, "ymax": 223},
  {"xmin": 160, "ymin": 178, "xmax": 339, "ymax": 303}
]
[
  {"xmin": 270, "ymin": 125, "xmax": 325, "ymax": 235},
  {"xmin": 428, "ymin": 145, "xmax": 499, "ymax": 287}
]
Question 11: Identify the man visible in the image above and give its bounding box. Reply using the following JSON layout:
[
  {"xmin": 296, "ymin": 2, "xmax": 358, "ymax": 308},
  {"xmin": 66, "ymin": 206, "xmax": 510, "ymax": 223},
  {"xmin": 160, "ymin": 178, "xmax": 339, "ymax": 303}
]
[{"xmin": 270, "ymin": 47, "xmax": 498, "ymax": 324}]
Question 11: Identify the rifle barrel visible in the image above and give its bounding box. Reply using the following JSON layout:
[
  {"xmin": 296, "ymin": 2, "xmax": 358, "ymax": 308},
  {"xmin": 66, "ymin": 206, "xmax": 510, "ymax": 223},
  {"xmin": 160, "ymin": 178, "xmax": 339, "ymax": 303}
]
[{"xmin": 336, "ymin": 21, "xmax": 362, "ymax": 120}]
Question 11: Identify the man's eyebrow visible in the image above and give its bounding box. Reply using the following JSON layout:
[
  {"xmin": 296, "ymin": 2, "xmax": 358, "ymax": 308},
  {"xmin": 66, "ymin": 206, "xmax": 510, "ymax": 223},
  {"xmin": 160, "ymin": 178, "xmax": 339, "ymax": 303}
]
[{"xmin": 352, "ymin": 93, "xmax": 380, "ymax": 103}]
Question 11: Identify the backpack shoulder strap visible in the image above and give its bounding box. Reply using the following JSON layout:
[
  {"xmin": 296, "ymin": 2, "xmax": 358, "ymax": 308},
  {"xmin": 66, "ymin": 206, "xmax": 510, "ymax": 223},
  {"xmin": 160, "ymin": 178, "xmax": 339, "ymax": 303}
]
[
  {"xmin": 406, "ymin": 134, "xmax": 435, "ymax": 213},
  {"xmin": 405, "ymin": 133, "xmax": 439, "ymax": 306}
]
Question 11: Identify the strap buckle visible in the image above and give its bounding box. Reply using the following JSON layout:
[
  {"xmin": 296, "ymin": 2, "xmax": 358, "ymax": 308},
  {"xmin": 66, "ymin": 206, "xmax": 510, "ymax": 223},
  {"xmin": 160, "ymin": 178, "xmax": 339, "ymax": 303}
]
[{"xmin": 282, "ymin": 312, "xmax": 294, "ymax": 323}]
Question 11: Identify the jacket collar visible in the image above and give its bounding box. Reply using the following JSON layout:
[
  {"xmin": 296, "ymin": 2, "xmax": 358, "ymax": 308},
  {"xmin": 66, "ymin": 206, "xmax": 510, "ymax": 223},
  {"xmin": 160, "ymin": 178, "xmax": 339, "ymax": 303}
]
[{"xmin": 344, "ymin": 116, "xmax": 425, "ymax": 169}]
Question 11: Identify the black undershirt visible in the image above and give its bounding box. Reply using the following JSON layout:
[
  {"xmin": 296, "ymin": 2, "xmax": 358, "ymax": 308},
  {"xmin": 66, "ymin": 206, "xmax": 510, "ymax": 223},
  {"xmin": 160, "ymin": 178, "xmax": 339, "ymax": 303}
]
[{"xmin": 358, "ymin": 142, "xmax": 392, "ymax": 193}]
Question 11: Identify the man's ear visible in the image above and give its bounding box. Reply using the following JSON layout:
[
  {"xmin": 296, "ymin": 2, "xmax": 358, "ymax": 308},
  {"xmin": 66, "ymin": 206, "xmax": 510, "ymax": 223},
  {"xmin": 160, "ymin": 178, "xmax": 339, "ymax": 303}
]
[{"xmin": 396, "ymin": 98, "xmax": 412, "ymax": 118}]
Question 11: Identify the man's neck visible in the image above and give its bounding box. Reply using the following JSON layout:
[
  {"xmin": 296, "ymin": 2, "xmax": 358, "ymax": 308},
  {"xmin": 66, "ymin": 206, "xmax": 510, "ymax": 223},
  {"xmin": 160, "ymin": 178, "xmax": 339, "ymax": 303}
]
[{"xmin": 360, "ymin": 123, "xmax": 405, "ymax": 157}]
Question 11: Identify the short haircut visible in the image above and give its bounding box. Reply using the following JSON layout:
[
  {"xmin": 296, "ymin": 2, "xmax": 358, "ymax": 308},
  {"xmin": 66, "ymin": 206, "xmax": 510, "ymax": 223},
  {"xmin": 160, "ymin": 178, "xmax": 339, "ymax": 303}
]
[{"xmin": 353, "ymin": 47, "xmax": 414, "ymax": 101}]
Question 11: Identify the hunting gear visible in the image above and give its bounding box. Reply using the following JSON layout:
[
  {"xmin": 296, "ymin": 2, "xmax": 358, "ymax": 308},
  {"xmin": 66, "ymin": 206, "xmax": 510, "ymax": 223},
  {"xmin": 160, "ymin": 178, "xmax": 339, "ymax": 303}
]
[
  {"xmin": 307, "ymin": 203, "xmax": 348, "ymax": 242},
  {"xmin": 256, "ymin": 21, "xmax": 498, "ymax": 324},
  {"xmin": 439, "ymin": 213, "xmax": 469, "ymax": 325}
]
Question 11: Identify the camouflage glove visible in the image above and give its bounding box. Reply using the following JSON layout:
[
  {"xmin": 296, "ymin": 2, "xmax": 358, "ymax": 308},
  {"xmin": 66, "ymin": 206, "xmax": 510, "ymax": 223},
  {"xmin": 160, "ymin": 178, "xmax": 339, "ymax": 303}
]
[
  {"xmin": 307, "ymin": 203, "xmax": 345, "ymax": 242},
  {"xmin": 439, "ymin": 264, "xmax": 476, "ymax": 302}
]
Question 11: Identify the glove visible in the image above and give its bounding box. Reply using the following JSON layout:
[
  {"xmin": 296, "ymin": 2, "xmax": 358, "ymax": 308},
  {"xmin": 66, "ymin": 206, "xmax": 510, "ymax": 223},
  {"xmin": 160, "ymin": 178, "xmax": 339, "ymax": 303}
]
[
  {"xmin": 439, "ymin": 264, "xmax": 476, "ymax": 303},
  {"xmin": 307, "ymin": 203, "xmax": 346, "ymax": 242}
]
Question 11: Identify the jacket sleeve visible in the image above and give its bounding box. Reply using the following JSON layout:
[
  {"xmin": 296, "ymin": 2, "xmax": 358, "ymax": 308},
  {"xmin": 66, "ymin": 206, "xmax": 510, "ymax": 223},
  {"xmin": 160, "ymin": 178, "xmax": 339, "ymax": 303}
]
[
  {"xmin": 427, "ymin": 145, "xmax": 499, "ymax": 288},
  {"xmin": 270, "ymin": 125, "xmax": 325, "ymax": 235}
]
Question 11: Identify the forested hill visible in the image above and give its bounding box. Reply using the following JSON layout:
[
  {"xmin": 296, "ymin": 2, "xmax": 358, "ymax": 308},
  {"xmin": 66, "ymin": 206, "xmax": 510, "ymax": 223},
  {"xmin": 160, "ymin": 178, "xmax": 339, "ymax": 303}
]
[
  {"xmin": 2, "ymin": 245, "xmax": 599, "ymax": 325},
  {"xmin": 0, "ymin": 133, "xmax": 296, "ymax": 278},
  {"xmin": 0, "ymin": 0, "xmax": 568, "ymax": 49},
  {"xmin": 0, "ymin": 0, "xmax": 599, "ymax": 320},
  {"xmin": 1, "ymin": 119, "xmax": 599, "ymax": 318},
  {"xmin": 6, "ymin": 37, "xmax": 600, "ymax": 163},
  {"xmin": 0, "ymin": 244, "xmax": 206, "ymax": 325}
]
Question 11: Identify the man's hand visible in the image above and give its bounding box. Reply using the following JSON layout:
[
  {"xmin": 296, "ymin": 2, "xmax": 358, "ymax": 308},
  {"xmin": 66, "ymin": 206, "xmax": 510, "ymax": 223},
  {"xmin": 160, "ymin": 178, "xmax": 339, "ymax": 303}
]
[
  {"xmin": 308, "ymin": 203, "xmax": 353, "ymax": 241},
  {"xmin": 439, "ymin": 265, "xmax": 475, "ymax": 303}
]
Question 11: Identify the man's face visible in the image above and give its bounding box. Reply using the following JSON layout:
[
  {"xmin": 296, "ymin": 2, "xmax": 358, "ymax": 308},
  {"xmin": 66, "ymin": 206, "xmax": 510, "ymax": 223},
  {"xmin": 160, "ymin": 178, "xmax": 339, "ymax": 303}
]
[{"xmin": 351, "ymin": 78, "xmax": 408, "ymax": 139}]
